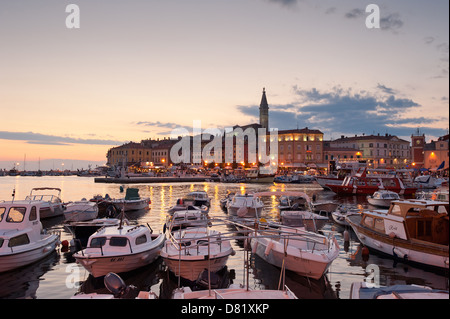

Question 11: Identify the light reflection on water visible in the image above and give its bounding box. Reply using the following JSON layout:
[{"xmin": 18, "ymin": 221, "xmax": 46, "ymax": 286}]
[{"xmin": 0, "ymin": 176, "xmax": 448, "ymax": 299}]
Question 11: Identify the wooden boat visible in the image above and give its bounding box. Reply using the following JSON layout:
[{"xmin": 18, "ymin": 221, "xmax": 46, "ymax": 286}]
[
  {"xmin": 64, "ymin": 199, "xmax": 99, "ymax": 222},
  {"xmin": 25, "ymin": 187, "xmax": 64, "ymax": 219},
  {"xmin": 0, "ymin": 201, "xmax": 60, "ymax": 273},
  {"xmin": 346, "ymin": 199, "xmax": 449, "ymax": 270},
  {"xmin": 250, "ymin": 223, "xmax": 339, "ymax": 280},
  {"xmin": 350, "ymin": 282, "xmax": 449, "ymax": 299},
  {"xmin": 326, "ymin": 168, "xmax": 417, "ymax": 196},
  {"xmin": 161, "ymin": 227, "xmax": 234, "ymax": 281},
  {"xmin": 367, "ymin": 190, "xmax": 400, "ymax": 208},
  {"xmin": 73, "ymin": 223, "xmax": 165, "ymax": 277}
]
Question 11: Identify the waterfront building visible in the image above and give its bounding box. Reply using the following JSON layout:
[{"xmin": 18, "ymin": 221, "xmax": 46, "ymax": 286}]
[
  {"xmin": 106, "ymin": 142, "xmax": 152, "ymax": 168},
  {"xmin": 327, "ymin": 133, "xmax": 411, "ymax": 168},
  {"xmin": 411, "ymin": 130, "xmax": 426, "ymax": 168},
  {"xmin": 424, "ymin": 134, "xmax": 449, "ymax": 171},
  {"xmin": 276, "ymin": 128, "xmax": 325, "ymax": 170}
]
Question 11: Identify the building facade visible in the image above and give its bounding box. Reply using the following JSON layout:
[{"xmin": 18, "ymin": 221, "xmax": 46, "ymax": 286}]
[{"xmin": 327, "ymin": 133, "xmax": 411, "ymax": 168}]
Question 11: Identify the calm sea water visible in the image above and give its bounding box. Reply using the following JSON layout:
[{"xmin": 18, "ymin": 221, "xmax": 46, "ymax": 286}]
[{"xmin": 0, "ymin": 176, "xmax": 448, "ymax": 299}]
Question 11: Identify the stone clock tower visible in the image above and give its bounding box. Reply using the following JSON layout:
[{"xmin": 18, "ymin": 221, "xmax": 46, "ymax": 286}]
[
  {"xmin": 411, "ymin": 129, "xmax": 425, "ymax": 168},
  {"xmin": 259, "ymin": 88, "xmax": 269, "ymax": 130}
]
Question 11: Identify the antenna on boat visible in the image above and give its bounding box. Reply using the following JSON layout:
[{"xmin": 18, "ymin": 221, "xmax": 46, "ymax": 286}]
[{"xmin": 11, "ymin": 188, "xmax": 15, "ymax": 203}]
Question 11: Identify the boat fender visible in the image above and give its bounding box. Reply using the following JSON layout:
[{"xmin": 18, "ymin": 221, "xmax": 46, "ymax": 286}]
[
  {"xmin": 389, "ymin": 232, "xmax": 396, "ymax": 239},
  {"xmin": 252, "ymin": 241, "xmax": 258, "ymax": 254},
  {"xmin": 343, "ymin": 230, "xmax": 350, "ymax": 242},
  {"xmin": 264, "ymin": 241, "xmax": 274, "ymax": 256},
  {"xmin": 393, "ymin": 247, "xmax": 408, "ymax": 260},
  {"xmin": 237, "ymin": 206, "xmax": 248, "ymax": 217},
  {"xmin": 361, "ymin": 246, "xmax": 370, "ymax": 258}
]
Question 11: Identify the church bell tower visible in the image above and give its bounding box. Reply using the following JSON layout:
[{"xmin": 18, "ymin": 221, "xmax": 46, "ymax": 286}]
[{"xmin": 259, "ymin": 88, "xmax": 269, "ymax": 130}]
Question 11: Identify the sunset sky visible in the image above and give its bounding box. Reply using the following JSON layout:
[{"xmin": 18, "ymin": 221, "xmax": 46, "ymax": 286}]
[{"xmin": 0, "ymin": 0, "xmax": 448, "ymax": 170}]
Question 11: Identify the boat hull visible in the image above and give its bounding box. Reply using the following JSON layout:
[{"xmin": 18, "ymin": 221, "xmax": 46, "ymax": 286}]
[
  {"xmin": 0, "ymin": 235, "xmax": 59, "ymax": 273},
  {"xmin": 74, "ymin": 234, "xmax": 165, "ymax": 277},
  {"xmin": 346, "ymin": 215, "xmax": 449, "ymax": 270},
  {"xmin": 328, "ymin": 184, "xmax": 416, "ymax": 196},
  {"xmin": 250, "ymin": 236, "xmax": 339, "ymax": 280}
]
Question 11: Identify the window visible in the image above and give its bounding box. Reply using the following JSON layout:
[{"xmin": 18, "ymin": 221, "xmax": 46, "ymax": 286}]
[
  {"xmin": 136, "ymin": 235, "xmax": 148, "ymax": 245},
  {"xmin": 8, "ymin": 234, "xmax": 30, "ymax": 247},
  {"xmin": 0, "ymin": 207, "xmax": 5, "ymax": 222},
  {"xmin": 110, "ymin": 237, "xmax": 128, "ymax": 247},
  {"xmin": 90, "ymin": 237, "xmax": 107, "ymax": 248},
  {"xmin": 374, "ymin": 218, "xmax": 385, "ymax": 232},
  {"xmin": 6, "ymin": 207, "xmax": 26, "ymax": 223},
  {"xmin": 29, "ymin": 206, "xmax": 38, "ymax": 221},
  {"xmin": 363, "ymin": 216, "xmax": 374, "ymax": 228}
]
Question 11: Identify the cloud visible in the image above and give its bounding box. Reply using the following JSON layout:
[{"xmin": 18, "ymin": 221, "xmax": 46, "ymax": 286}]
[
  {"xmin": 0, "ymin": 131, "xmax": 125, "ymax": 146},
  {"xmin": 345, "ymin": 8, "xmax": 364, "ymax": 19},
  {"xmin": 266, "ymin": 0, "xmax": 298, "ymax": 7},
  {"xmin": 380, "ymin": 13, "xmax": 403, "ymax": 32},
  {"xmin": 236, "ymin": 85, "xmax": 447, "ymax": 139},
  {"xmin": 377, "ymin": 84, "xmax": 396, "ymax": 95}
]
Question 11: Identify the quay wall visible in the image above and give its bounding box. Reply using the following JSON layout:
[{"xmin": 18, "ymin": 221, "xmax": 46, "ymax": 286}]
[{"xmin": 94, "ymin": 176, "xmax": 220, "ymax": 184}]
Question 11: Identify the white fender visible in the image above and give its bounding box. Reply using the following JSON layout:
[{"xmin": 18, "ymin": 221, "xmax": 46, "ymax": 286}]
[
  {"xmin": 264, "ymin": 241, "xmax": 274, "ymax": 256},
  {"xmin": 393, "ymin": 247, "xmax": 408, "ymax": 259},
  {"xmin": 252, "ymin": 240, "xmax": 258, "ymax": 254}
]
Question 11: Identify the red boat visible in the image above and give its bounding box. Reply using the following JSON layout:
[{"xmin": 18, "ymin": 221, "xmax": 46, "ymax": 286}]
[{"xmin": 326, "ymin": 168, "xmax": 417, "ymax": 196}]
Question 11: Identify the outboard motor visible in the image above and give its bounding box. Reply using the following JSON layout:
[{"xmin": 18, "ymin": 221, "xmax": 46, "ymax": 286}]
[{"xmin": 104, "ymin": 272, "xmax": 138, "ymax": 299}]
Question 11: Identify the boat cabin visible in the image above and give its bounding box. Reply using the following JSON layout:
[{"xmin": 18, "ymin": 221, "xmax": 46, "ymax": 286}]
[
  {"xmin": 84, "ymin": 225, "xmax": 155, "ymax": 256},
  {"xmin": 361, "ymin": 200, "xmax": 449, "ymax": 245},
  {"xmin": 0, "ymin": 201, "xmax": 43, "ymax": 250}
]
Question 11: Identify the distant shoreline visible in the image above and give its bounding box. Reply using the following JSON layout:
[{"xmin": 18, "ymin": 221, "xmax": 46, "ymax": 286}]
[{"xmin": 94, "ymin": 176, "xmax": 220, "ymax": 184}]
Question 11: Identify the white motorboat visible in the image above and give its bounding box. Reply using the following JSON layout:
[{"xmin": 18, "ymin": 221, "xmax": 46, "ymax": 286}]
[
  {"xmin": 73, "ymin": 222, "xmax": 165, "ymax": 277},
  {"xmin": 166, "ymin": 210, "xmax": 210, "ymax": 231},
  {"xmin": 349, "ymin": 282, "xmax": 449, "ymax": 299},
  {"xmin": 255, "ymin": 191, "xmax": 329, "ymax": 231},
  {"xmin": 227, "ymin": 193, "xmax": 264, "ymax": 218},
  {"xmin": 0, "ymin": 200, "xmax": 60, "ymax": 273},
  {"xmin": 187, "ymin": 191, "xmax": 211, "ymax": 208},
  {"xmin": 172, "ymin": 284, "xmax": 297, "ymax": 299},
  {"xmin": 25, "ymin": 187, "xmax": 64, "ymax": 219},
  {"xmin": 107, "ymin": 188, "xmax": 150, "ymax": 212},
  {"xmin": 161, "ymin": 227, "xmax": 235, "ymax": 281},
  {"xmin": 250, "ymin": 223, "xmax": 339, "ymax": 280},
  {"xmin": 168, "ymin": 198, "xmax": 209, "ymax": 215},
  {"xmin": 346, "ymin": 199, "xmax": 449, "ymax": 270},
  {"xmin": 367, "ymin": 190, "xmax": 400, "ymax": 208},
  {"xmin": 311, "ymin": 200, "xmax": 339, "ymax": 215},
  {"xmin": 64, "ymin": 198, "xmax": 99, "ymax": 222},
  {"xmin": 414, "ymin": 175, "xmax": 444, "ymax": 189},
  {"xmin": 280, "ymin": 210, "xmax": 329, "ymax": 231},
  {"xmin": 65, "ymin": 218, "xmax": 129, "ymax": 248},
  {"xmin": 331, "ymin": 205, "xmax": 361, "ymax": 227}
]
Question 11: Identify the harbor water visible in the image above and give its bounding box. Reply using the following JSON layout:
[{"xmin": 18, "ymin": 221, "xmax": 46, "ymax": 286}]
[{"xmin": 0, "ymin": 176, "xmax": 448, "ymax": 299}]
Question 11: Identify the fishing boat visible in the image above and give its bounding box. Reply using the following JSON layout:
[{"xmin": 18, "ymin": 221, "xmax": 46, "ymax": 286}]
[
  {"xmin": 161, "ymin": 227, "xmax": 234, "ymax": 281},
  {"xmin": 349, "ymin": 282, "xmax": 449, "ymax": 299},
  {"xmin": 226, "ymin": 193, "xmax": 264, "ymax": 218},
  {"xmin": 73, "ymin": 222, "xmax": 165, "ymax": 278},
  {"xmin": 367, "ymin": 190, "xmax": 400, "ymax": 208},
  {"xmin": 64, "ymin": 198, "xmax": 99, "ymax": 222},
  {"xmin": 166, "ymin": 210, "xmax": 210, "ymax": 231},
  {"xmin": 107, "ymin": 188, "xmax": 150, "ymax": 212},
  {"xmin": 249, "ymin": 223, "xmax": 339, "ymax": 280},
  {"xmin": 326, "ymin": 168, "xmax": 417, "ymax": 196},
  {"xmin": 245, "ymin": 168, "xmax": 275, "ymax": 183},
  {"xmin": 25, "ymin": 187, "xmax": 64, "ymax": 219},
  {"xmin": 0, "ymin": 201, "xmax": 60, "ymax": 273},
  {"xmin": 346, "ymin": 199, "xmax": 449, "ymax": 270}
]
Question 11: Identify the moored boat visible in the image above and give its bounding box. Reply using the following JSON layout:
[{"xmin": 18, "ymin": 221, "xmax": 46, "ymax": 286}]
[
  {"xmin": 227, "ymin": 193, "xmax": 264, "ymax": 218},
  {"xmin": 64, "ymin": 198, "xmax": 99, "ymax": 222},
  {"xmin": 25, "ymin": 187, "xmax": 64, "ymax": 219},
  {"xmin": 249, "ymin": 223, "xmax": 339, "ymax": 280},
  {"xmin": 0, "ymin": 200, "xmax": 60, "ymax": 273},
  {"xmin": 161, "ymin": 227, "xmax": 234, "ymax": 281},
  {"xmin": 106, "ymin": 188, "xmax": 150, "ymax": 212},
  {"xmin": 73, "ymin": 223, "xmax": 165, "ymax": 277},
  {"xmin": 367, "ymin": 190, "xmax": 400, "ymax": 208},
  {"xmin": 346, "ymin": 199, "xmax": 449, "ymax": 270},
  {"xmin": 350, "ymin": 281, "xmax": 449, "ymax": 299}
]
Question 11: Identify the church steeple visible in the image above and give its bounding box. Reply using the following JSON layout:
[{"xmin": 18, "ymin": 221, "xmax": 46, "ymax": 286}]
[{"xmin": 259, "ymin": 87, "xmax": 269, "ymax": 130}]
